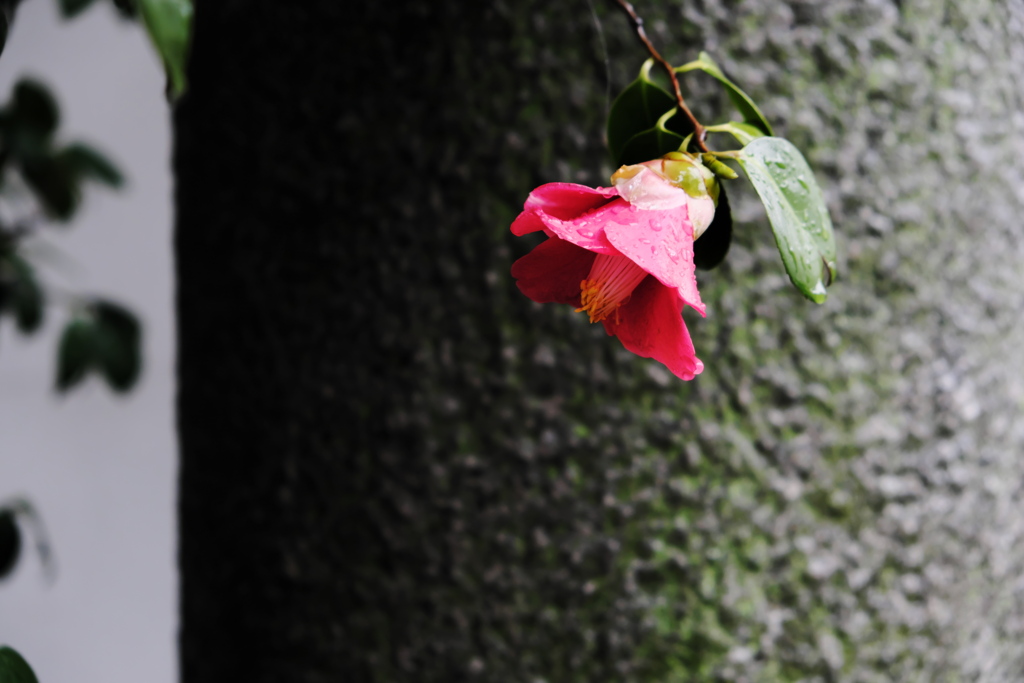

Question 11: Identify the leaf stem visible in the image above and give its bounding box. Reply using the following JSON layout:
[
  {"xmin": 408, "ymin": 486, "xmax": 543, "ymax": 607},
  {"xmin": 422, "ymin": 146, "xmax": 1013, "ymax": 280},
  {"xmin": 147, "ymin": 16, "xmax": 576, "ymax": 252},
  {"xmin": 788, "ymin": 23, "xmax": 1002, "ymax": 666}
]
[{"xmin": 612, "ymin": 0, "xmax": 708, "ymax": 152}]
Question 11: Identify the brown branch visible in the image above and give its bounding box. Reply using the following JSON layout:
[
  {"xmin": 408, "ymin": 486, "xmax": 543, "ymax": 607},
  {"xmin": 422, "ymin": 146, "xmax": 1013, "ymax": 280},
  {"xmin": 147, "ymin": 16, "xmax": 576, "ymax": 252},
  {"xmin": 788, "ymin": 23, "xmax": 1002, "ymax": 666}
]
[{"xmin": 613, "ymin": 0, "xmax": 708, "ymax": 153}]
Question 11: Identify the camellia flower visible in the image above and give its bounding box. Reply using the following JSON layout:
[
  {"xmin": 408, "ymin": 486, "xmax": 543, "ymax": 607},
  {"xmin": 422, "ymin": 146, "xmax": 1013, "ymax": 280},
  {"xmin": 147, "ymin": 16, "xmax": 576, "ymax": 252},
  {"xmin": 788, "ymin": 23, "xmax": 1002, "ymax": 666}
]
[{"xmin": 510, "ymin": 152, "xmax": 719, "ymax": 380}]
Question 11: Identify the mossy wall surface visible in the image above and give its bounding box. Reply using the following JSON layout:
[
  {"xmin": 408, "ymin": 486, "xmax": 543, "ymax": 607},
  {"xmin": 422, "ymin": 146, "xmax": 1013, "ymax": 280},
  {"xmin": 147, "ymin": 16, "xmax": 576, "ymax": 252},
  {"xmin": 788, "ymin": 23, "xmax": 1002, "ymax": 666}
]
[{"xmin": 176, "ymin": 1, "xmax": 1024, "ymax": 681}]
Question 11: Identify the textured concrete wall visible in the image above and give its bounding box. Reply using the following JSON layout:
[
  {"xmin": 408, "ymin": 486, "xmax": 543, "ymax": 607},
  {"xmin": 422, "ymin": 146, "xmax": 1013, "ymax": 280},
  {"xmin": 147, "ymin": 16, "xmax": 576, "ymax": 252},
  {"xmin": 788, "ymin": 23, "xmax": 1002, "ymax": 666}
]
[{"xmin": 178, "ymin": 1, "xmax": 1024, "ymax": 681}]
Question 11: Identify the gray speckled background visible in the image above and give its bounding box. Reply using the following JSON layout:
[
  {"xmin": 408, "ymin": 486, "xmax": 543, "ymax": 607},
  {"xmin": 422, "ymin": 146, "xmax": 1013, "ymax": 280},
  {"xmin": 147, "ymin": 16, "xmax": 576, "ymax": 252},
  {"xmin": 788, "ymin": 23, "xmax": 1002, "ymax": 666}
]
[
  {"xmin": 332, "ymin": 0, "xmax": 1024, "ymax": 679},
  {"xmin": 83, "ymin": 0, "xmax": 1024, "ymax": 679}
]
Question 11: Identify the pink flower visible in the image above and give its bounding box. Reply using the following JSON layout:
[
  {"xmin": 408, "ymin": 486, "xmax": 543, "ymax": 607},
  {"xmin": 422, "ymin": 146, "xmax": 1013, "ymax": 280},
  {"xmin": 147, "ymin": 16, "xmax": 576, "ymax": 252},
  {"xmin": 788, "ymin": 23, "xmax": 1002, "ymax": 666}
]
[{"xmin": 510, "ymin": 155, "xmax": 718, "ymax": 380}]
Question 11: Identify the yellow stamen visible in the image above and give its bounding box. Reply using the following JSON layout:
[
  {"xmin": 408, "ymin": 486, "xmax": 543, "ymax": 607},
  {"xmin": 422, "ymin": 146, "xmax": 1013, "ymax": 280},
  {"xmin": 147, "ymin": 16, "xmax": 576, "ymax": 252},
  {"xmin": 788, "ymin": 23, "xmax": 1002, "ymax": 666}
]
[{"xmin": 575, "ymin": 254, "xmax": 648, "ymax": 323}]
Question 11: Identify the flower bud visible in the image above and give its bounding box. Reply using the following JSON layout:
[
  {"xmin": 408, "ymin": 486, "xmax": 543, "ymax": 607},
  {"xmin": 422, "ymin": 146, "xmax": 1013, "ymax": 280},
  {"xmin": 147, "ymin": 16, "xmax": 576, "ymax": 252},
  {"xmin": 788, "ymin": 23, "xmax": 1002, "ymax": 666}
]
[{"xmin": 611, "ymin": 152, "xmax": 717, "ymax": 239}]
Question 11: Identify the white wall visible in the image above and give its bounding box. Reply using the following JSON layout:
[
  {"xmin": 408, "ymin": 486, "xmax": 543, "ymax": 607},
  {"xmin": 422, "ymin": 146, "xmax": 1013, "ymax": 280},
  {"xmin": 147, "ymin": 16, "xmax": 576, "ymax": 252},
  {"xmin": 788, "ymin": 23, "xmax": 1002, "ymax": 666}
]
[{"xmin": 0, "ymin": 1, "xmax": 175, "ymax": 682}]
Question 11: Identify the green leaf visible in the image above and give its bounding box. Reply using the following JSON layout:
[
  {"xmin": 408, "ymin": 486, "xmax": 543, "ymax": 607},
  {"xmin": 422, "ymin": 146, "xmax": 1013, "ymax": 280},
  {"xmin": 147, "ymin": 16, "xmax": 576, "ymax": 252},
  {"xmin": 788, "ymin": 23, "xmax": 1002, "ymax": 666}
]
[
  {"xmin": 704, "ymin": 121, "xmax": 765, "ymax": 147},
  {"xmin": 617, "ymin": 109, "xmax": 688, "ymax": 166},
  {"xmin": 693, "ymin": 185, "xmax": 732, "ymax": 271},
  {"xmin": 21, "ymin": 155, "xmax": 79, "ymax": 220},
  {"xmin": 56, "ymin": 317, "xmax": 96, "ymax": 391},
  {"xmin": 92, "ymin": 300, "xmax": 142, "ymax": 391},
  {"xmin": 0, "ymin": 510, "xmax": 20, "ymax": 578},
  {"xmin": 10, "ymin": 80, "xmax": 59, "ymax": 139},
  {"xmin": 59, "ymin": 0, "xmax": 100, "ymax": 18},
  {"xmin": 8, "ymin": 256, "xmax": 44, "ymax": 334},
  {"xmin": 111, "ymin": 0, "xmax": 138, "ymax": 19},
  {"xmin": 0, "ymin": 254, "xmax": 45, "ymax": 332},
  {"xmin": 60, "ymin": 143, "xmax": 124, "ymax": 188},
  {"xmin": 737, "ymin": 137, "xmax": 837, "ymax": 303},
  {"xmin": 55, "ymin": 301, "xmax": 143, "ymax": 393},
  {"xmin": 677, "ymin": 52, "xmax": 773, "ymax": 136},
  {"xmin": 0, "ymin": 79, "xmax": 60, "ymax": 161},
  {"xmin": 0, "ymin": 7, "xmax": 10, "ymax": 60},
  {"xmin": 0, "ymin": 646, "xmax": 39, "ymax": 683},
  {"xmin": 136, "ymin": 0, "xmax": 193, "ymax": 98},
  {"xmin": 19, "ymin": 143, "xmax": 123, "ymax": 220},
  {"xmin": 608, "ymin": 60, "xmax": 682, "ymax": 166}
]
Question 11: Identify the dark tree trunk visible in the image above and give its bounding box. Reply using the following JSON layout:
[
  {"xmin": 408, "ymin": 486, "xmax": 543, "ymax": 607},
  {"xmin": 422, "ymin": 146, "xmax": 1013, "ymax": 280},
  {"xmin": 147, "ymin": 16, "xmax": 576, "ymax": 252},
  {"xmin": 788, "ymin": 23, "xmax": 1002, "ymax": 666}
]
[{"xmin": 176, "ymin": 1, "xmax": 1024, "ymax": 681}]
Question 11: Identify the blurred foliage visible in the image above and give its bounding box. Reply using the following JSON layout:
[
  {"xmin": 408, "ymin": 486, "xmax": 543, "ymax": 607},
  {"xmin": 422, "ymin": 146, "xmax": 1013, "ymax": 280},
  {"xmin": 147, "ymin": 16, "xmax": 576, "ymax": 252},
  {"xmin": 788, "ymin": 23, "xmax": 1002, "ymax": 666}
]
[
  {"xmin": 56, "ymin": 299, "xmax": 141, "ymax": 392},
  {"xmin": 0, "ymin": 646, "xmax": 39, "ymax": 683},
  {"xmin": 0, "ymin": 498, "xmax": 54, "ymax": 583},
  {"xmin": 58, "ymin": 0, "xmax": 193, "ymax": 98},
  {"xmin": 0, "ymin": 509, "xmax": 19, "ymax": 578},
  {"xmin": 0, "ymin": 77, "xmax": 141, "ymax": 393}
]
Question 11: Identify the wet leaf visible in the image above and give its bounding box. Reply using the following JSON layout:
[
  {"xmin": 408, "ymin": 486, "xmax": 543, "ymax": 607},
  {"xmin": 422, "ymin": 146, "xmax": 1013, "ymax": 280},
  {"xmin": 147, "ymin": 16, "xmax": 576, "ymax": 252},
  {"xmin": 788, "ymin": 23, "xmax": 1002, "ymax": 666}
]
[
  {"xmin": 737, "ymin": 137, "xmax": 836, "ymax": 303},
  {"xmin": 677, "ymin": 52, "xmax": 773, "ymax": 136}
]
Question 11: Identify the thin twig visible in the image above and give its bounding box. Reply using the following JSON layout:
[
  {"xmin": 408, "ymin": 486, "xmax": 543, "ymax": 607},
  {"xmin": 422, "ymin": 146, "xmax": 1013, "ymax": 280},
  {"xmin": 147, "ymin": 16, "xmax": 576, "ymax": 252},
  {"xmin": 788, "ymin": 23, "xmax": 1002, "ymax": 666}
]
[{"xmin": 613, "ymin": 0, "xmax": 708, "ymax": 152}]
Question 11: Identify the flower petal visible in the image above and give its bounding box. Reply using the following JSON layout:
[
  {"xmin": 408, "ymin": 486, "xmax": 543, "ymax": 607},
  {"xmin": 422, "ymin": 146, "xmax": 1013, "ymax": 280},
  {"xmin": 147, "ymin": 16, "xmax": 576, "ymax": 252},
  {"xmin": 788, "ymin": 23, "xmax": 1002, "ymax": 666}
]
[
  {"xmin": 510, "ymin": 182, "xmax": 620, "ymax": 254},
  {"xmin": 511, "ymin": 237, "xmax": 596, "ymax": 305},
  {"xmin": 521, "ymin": 182, "xmax": 618, "ymax": 220},
  {"xmin": 612, "ymin": 165, "xmax": 691, "ymax": 211},
  {"xmin": 601, "ymin": 202, "xmax": 705, "ymax": 316},
  {"xmin": 603, "ymin": 276, "xmax": 704, "ymax": 380}
]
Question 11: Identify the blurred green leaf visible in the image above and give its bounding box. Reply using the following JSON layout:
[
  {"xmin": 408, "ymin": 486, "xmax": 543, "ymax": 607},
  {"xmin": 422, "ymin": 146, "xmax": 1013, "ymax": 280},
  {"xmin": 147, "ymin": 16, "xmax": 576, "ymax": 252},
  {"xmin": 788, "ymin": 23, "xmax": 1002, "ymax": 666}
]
[
  {"xmin": 10, "ymin": 80, "xmax": 59, "ymax": 138},
  {"xmin": 0, "ymin": 79, "xmax": 60, "ymax": 161},
  {"xmin": 737, "ymin": 137, "xmax": 837, "ymax": 303},
  {"xmin": 18, "ymin": 143, "xmax": 121, "ymax": 220},
  {"xmin": 0, "ymin": 510, "xmax": 20, "ymax": 578},
  {"xmin": 111, "ymin": 0, "xmax": 138, "ymax": 18},
  {"xmin": 0, "ymin": 646, "xmax": 39, "ymax": 683},
  {"xmin": 677, "ymin": 52, "xmax": 773, "ymax": 136},
  {"xmin": 137, "ymin": 0, "xmax": 192, "ymax": 98},
  {"xmin": 56, "ymin": 317, "xmax": 95, "ymax": 391},
  {"xmin": 92, "ymin": 300, "xmax": 141, "ymax": 391},
  {"xmin": 61, "ymin": 143, "xmax": 124, "ymax": 188},
  {"xmin": 55, "ymin": 301, "xmax": 142, "ymax": 392},
  {"xmin": 21, "ymin": 155, "xmax": 78, "ymax": 220},
  {"xmin": 59, "ymin": 0, "xmax": 101, "ymax": 18},
  {"xmin": 0, "ymin": 7, "xmax": 10, "ymax": 60},
  {"xmin": 693, "ymin": 185, "xmax": 731, "ymax": 271},
  {"xmin": 8, "ymin": 256, "xmax": 44, "ymax": 333}
]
